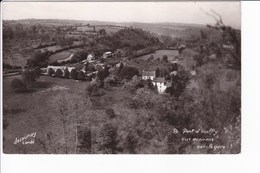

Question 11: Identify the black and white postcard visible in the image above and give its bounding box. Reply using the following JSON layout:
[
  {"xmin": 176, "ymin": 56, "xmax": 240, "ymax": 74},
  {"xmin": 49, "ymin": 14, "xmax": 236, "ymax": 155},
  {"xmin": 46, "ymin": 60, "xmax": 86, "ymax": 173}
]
[{"xmin": 2, "ymin": 1, "xmax": 241, "ymax": 155}]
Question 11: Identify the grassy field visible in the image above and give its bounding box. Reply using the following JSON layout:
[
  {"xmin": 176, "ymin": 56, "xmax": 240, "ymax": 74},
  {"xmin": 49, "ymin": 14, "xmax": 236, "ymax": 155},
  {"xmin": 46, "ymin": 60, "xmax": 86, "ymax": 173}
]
[
  {"xmin": 138, "ymin": 49, "xmax": 179, "ymax": 61},
  {"xmin": 48, "ymin": 48, "xmax": 82, "ymax": 63},
  {"xmin": 3, "ymin": 75, "xmax": 89, "ymax": 153},
  {"xmin": 128, "ymin": 49, "xmax": 197, "ymax": 72},
  {"xmin": 3, "ymin": 38, "xmax": 40, "ymax": 67}
]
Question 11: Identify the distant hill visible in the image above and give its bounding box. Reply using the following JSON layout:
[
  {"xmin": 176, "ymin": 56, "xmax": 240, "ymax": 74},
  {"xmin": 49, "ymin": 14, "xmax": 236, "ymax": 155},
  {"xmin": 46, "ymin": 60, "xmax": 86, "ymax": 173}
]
[{"xmin": 4, "ymin": 19, "xmax": 206, "ymax": 39}]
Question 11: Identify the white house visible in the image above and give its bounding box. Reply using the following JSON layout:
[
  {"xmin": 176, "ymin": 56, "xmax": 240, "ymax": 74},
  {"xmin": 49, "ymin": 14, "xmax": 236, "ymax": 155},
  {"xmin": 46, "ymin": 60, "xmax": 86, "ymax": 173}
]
[
  {"xmin": 152, "ymin": 77, "xmax": 172, "ymax": 94},
  {"xmin": 142, "ymin": 70, "xmax": 156, "ymax": 80},
  {"xmin": 47, "ymin": 65, "xmax": 75, "ymax": 74}
]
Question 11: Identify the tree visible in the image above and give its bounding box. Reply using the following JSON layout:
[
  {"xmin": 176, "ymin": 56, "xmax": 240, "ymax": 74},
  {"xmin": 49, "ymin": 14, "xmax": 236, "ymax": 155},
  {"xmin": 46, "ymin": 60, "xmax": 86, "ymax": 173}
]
[
  {"xmin": 63, "ymin": 68, "xmax": 70, "ymax": 78},
  {"xmin": 155, "ymin": 68, "xmax": 160, "ymax": 77},
  {"xmin": 77, "ymin": 71, "xmax": 85, "ymax": 81},
  {"xmin": 97, "ymin": 66, "xmax": 109, "ymax": 81},
  {"xmin": 28, "ymin": 50, "xmax": 49, "ymax": 67},
  {"xmin": 34, "ymin": 67, "xmax": 42, "ymax": 79},
  {"xmin": 70, "ymin": 69, "xmax": 78, "ymax": 80},
  {"xmin": 118, "ymin": 66, "xmax": 139, "ymax": 80},
  {"xmin": 170, "ymin": 63, "xmax": 178, "ymax": 72},
  {"xmin": 48, "ymin": 68, "xmax": 55, "ymax": 76},
  {"xmin": 11, "ymin": 78, "xmax": 27, "ymax": 92},
  {"xmin": 22, "ymin": 69, "xmax": 37, "ymax": 84},
  {"xmin": 162, "ymin": 55, "xmax": 168, "ymax": 62},
  {"xmin": 55, "ymin": 69, "xmax": 63, "ymax": 78},
  {"xmin": 99, "ymin": 29, "xmax": 107, "ymax": 37},
  {"xmin": 178, "ymin": 46, "xmax": 185, "ymax": 54}
]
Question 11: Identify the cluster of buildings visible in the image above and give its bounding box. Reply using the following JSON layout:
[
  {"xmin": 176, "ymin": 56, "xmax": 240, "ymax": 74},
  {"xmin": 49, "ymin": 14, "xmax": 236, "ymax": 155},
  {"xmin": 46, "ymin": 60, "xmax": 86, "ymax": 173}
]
[
  {"xmin": 142, "ymin": 70, "xmax": 173, "ymax": 94},
  {"xmin": 141, "ymin": 60, "xmax": 179, "ymax": 94}
]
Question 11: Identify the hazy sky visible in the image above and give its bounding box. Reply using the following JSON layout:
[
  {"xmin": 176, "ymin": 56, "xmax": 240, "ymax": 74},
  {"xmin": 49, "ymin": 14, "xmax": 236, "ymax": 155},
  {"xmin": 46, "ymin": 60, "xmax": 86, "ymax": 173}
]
[{"xmin": 2, "ymin": 1, "xmax": 241, "ymax": 28}]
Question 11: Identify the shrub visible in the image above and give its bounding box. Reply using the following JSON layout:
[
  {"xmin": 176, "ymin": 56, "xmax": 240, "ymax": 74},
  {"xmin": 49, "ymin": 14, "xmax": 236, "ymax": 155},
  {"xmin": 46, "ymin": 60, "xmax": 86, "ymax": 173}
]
[
  {"xmin": 77, "ymin": 71, "xmax": 85, "ymax": 81},
  {"xmin": 47, "ymin": 68, "xmax": 55, "ymax": 76},
  {"xmin": 55, "ymin": 69, "xmax": 63, "ymax": 78},
  {"xmin": 70, "ymin": 69, "xmax": 78, "ymax": 80},
  {"xmin": 11, "ymin": 78, "xmax": 27, "ymax": 92}
]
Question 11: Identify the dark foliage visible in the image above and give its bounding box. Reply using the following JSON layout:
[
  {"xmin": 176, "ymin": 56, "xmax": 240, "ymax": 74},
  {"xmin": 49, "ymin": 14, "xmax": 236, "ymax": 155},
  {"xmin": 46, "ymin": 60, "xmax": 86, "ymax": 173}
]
[
  {"xmin": 99, "ymin": 28, "xmax": 160, "ymax": 50},
  {"xmin": 47, "ymin": 68, "xmax": 55, "ymax": 76},
  {"xmin": 55, "ymin": 69, "xmax": 63, "ymax": 78},
  {"xmin": 70, "ymin": 69, "xmax": 78, "ymax": 80},
  {"xmin": 27, "ymin": 50, "xmax": 50, "ymax": 68},
  {"xmin": 63, "ymin": 68, "xmax": 70, "ymax": 78},
  {"xmin": 33, "ymin": 67, "xmax": 42, "ymax": 78},
  {"xmin": 78, "ymin": 126, "xmax": 92, "ymax": 153},
  {"xmin": 118, "ymin": 66, "xmax": 139, "ymax": 81},
  {"xmin": 162, "ymin": 55, "xmax": 168, "ymax": 62},
  {"xmin": 11, "ymin": 78, "xmax": 27, "ymax": 93},
  {"xmin": 77, "ymin": 71, "xmax": 85, "ymax": 81},
  {"xmin": 22, "ymin": 69, "xmax": 37, "ymax": 84},
  {"xmin": 96, "ymin": 123, "xmax": 118, "ymax": 154},
  {"xmin": 3, "ymin": 63, "xmax": 22, "ymax": 70}
]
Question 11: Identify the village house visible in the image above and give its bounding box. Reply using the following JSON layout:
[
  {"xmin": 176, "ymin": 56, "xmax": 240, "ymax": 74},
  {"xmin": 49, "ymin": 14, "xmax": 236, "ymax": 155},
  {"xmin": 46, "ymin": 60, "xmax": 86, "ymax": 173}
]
[
  {"xmin": 152, "ymin": 77, "xmax": 172, "ymax": 94},
  {"xmin": 47, "ymin": 65, "xmax": 75, "ymax": 74},
  {"xmin": 142, "ymin": 70, "xmax": 172, "ymax": 94},
  {"xmin": 142, "ymin": 70, "xmax": 156, "ymax": 80}
]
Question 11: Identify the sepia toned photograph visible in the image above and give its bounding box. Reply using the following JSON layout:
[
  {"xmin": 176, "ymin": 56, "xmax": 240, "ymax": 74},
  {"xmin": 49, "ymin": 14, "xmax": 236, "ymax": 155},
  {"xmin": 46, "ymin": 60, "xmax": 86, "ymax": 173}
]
[{"xmin": 2, "ymin": 1, "xmax": 241, "ymax": 154}]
